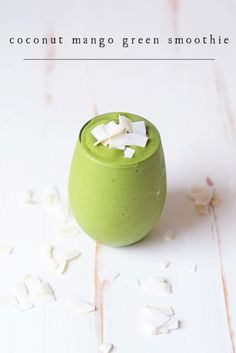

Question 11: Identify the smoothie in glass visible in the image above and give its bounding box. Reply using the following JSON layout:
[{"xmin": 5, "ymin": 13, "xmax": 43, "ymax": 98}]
[{"xmin": 68, "ymin": 112, "xmax": 166, "ymax": 246}]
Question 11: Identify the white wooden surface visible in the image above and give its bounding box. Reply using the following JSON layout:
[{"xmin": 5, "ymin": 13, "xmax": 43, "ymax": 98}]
[{"xmin": 1, "ymin": 0, "xmax": 236, "ymax": 352}]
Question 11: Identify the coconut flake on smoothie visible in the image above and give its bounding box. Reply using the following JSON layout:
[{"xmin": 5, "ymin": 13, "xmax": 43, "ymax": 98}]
[{"xmin": 91, "ymin": 114, "xmax": 149, "ymax": 158}]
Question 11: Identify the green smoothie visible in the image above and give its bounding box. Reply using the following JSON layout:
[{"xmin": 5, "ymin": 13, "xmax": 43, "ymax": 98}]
[{"xmin": 68, "ymin": 112, "xmax": 166, "ymax": 246}]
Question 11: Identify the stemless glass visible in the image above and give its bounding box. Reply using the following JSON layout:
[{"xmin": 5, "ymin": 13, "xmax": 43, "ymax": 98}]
[{"xmin": 68, "ymin": 112, "xmax": 166, "ymax": 246}]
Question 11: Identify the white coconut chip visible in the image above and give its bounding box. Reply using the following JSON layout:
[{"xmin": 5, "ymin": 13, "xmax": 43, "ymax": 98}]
[
  {"xmin": 166, "ymin": 318, "xmax": 180, "ymax": 331},
  {"xmin": 0, "ymin": 296, "xmax": 18, "ymax": 307},
  {"xmin": 194, "ymin": 187, "xmax": 213, "ymax": 206},
  {"xmin": 41, "ymin": 186, "xmax": 61, "ymax": 207},
  {"xmin": 164, "ymin": 230, "xmax": 175, "ymax": 242},
  {"xmin": 141, "ymin": 277, "xmax": 171, "ymax": 295},
  {"xmin": 13, "ymin": 283, "xmax": 28, "ymax": 300},
  {"xmin": 124, "ymin": 147, "xmax": 135, "ymax": 159},
  {"xmin": 65, "ymin": 297, "xmax": 96, "ymax": 315},
  {"xmin": 119, "ymin": 115, "xmax": 133, "ymax": 132},
  {"xmin": 109, "ymin": 132, "xmax": 148, "ymax": 149},
  {"xmin": 184, "ymin": 263, "xmax": 197, "ymax": 273},
  {"xmin": 0, "ymin": 245, "xmax": 14, "ymax": 255},
  {"xmin": 98, "ymin": 271, "xmax": 120, "ymax": 282},
  {"xmin": 102, "ymin": 121, "xmax": 117, "ymax": 135},
  {"xmin": 99, "ymin": 342, "xmax": 113, "ymax": 353},
  {"xmin": 56, "ymin": 248, "xmax": 81, "ymax": 262},
  {"xmin": 21, "ymin": 190, "xmax": 37, "ymax": 205},
  {"xmin": 160, "ymin": 260, "xmax": 170, "ymax": 269},
  {"xmin": 91, "ymin": 125, "xmax": 108, "ymax": 142},
  {"xmin": 144, "ymin": 315, "xmax": 171, "ymax": 335},
  {"xmin": 42, "ymin": 243, "xmax": 58, "ymax": 270},
  {"xmin": 53, "ymin": 261, "xmax": 68, "ymax": 275},
  {"xmin": 57, "ymin": 224, "xmax": 81, "ymax": 238},
  {"xmin": 144, "ymin": 305, "xmax": 174, "ymax": 318},
  {"xmin": 131, "ymin": 121, "xmax": 146, "ymax": 136}
]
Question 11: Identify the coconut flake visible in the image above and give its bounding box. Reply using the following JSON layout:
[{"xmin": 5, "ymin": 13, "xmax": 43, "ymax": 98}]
[
  {"xmin": 102, "ymin": 121, "xmax": 117, "ymax": 135},
  {"xmin": 160, "ymin": 260, "xmax": 170, "ymax": 269},
  {"xmin": 41, "ymin": 186, "xmax": 61, "ymax": 207},
  {"xmin": 194, "ymin": 187, "xmax": 213, "ymax": 206},
  {"xmin": 119, "ymin": 115, "xmax": 132, "ymax": 132},
  {"xmin": 57, "ymin": 248, "xmax": 81, "ymax": 262},
  {"xmin": 164, "ymin": 230, "xmax": 175, "ymax": 242},
  {"xmin": 14, "ymin": 283, "xmax": 28, "ymax": 300},
  {"xmin": 144, "ymin": 305, "xmax": 174, "ymax": 318},
  {"xmin": 91, "ymin": 125, "xmax": 108, "ymax": 142},
  {"xmin": 131, "ymin": 121, "xmax": 146, "ymax": 136},
  {"xmin": 54, "ymin": 261, "xmax": 68, "ymax": 275},
  {"xmin": 21, "ymin": 190, "xmax": 37, "ymax": 205},
  {"xmin": 184, "ymin": 263, "xmax": 197, "ymax": 273},
  {"xmin": 98, "ymin": 271, "xmax": 120, "ymax": 282},
  {"xmin": 0, "ymin": 245, "xmax": 14, "ymax": 255},
  {"xmin": 57, "ymin": 219, "xmax": 81, "ymax": 238},
  {"xmin": 124, "ymin": 147, "xmax": 135, "ymax": 159},
  {"xmin": 141, "ymin": 277, "xmax": 171, "ymax": 295},
  {"xmin": 99, "ymin": 343, "xmax": 113, "ymax": 353},
  {"xmin": 65, "ymin": 297, "xmax": 96, "ymax": 315},
  {"xmin": 167, "ymin": 318, "xmax": 180, "ymax": 331}
]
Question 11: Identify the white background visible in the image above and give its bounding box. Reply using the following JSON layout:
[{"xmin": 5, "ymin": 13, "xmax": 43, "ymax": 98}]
[{"xmin": 0, "ymin": 0, "xmax": 236, "ymax": 352}]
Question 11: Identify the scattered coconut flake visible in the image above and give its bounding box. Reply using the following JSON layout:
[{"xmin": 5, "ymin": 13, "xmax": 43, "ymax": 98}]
[
  {"xmin": 187, "ymin": 185, "xmax": 221, "ymax": 214},
  {"xmin": 167, "ymin": 318, "xmax": 180, "ymax": 331},
  {"xmin": 141, "ymin": 277, "xmax": 171, "ymax": 295},
  {"xmin": 13, "ymin": 283, "xmax": 28, "ymax": 300},
  {"xmin": 23, "ymin": 275, "xmax": 43, "ymax": 293},
  {"xmin": 98, "ymin": 271, "xmax": 120, "ymax": 282},
  {"xmin": 211, "ymin": 192, "xmax": 221, "ymax": 207},
  {"xmin": 196, "ymin": 205, "xmax": 208, "ymax": 215},
  {"xmin": 99, "ymin": 342, "xmax": 113, "ymax": 353},
  {"xmin": 16, "ymin": 301, "xmax": 34, "ymax": 312},
  {"xmin": 0, "ymin": 245, "xmax": 14, "ymax": 255},
  {"xmin": 194, "ymin": 187, "xmax": 213, "ymax": 206},
  {"xmin": 184, "ymin": 263, "xmax": 197, "ymax": 273},
  {"xmin": 21, "ymin": 190, "xmax": 37, "ymax": 205},
  {"xmin": 160, "ymin": 260, "xmax": 170, "ymax": 269},
  {"xmin": 144, "ymin": 315, "xmax": 171, "ymax": 335},
  {"xmin": 65, "ymin": 297, "xmax": 96, "ymax": 315},
  {"xmin": 57, "ymin": 224, "xmax": 81, "ymax": 238},
  {"xmin": 42, "ymin": 243, "xmax": 58, "ymax": 270},
  {"xmin": 54, "ymin": 261, "xmax": 68, "ymax": 275},
  {"xmin": 56, "ymin": 248, "xmax": 81, "ymax": 262},
  {"xmin": 156, "ymin": 190, "xmax": 161, "ymax": 197},
  {"xmin": 164, "ymin": 230, "xmax": 175, "ymax": 242},
  {"xmin": 124, "ymin": 147, "xmax": 135, "ymax": 159},
  {"xmin": 41, "ymin": 186, "xmax": 61, "ymax": 207},
  {"xmin": 131, "ymin": 121, "xmax": 146, "ymax": 136},
  {"xmin": 144, "ymin": 305, "xmax": 174, "ymax": 318},
  {"xmin": 0, "ymin": 296, "xmax": 18, "ymax": 307}
]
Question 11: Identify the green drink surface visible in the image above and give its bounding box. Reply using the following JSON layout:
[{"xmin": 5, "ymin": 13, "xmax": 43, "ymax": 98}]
[{"xmin": 80, "ymin": 112, "xmax": 161, "ymax": 167}]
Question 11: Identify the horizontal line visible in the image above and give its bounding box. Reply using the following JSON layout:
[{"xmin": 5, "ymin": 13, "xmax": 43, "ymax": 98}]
[{"xmin": 23, "ymin": 58, "xmax": 216, "ymax": 61}]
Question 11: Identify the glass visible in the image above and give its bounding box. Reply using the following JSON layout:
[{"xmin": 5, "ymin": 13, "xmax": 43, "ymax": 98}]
[{"xmin": 68, "ymin": 112, "xmax": 166, "ymax": 246}]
